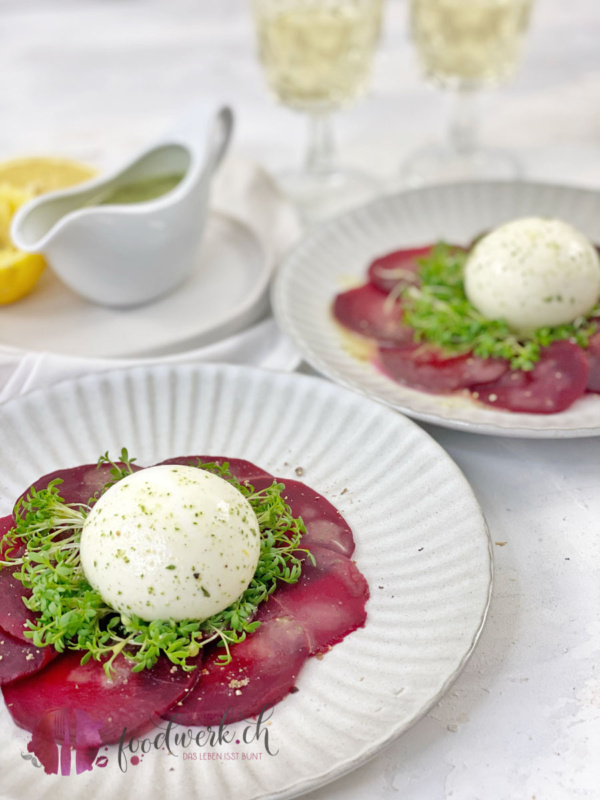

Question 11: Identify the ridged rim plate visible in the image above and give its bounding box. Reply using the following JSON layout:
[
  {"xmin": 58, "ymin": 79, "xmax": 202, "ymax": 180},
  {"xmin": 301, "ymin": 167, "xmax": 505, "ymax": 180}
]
[
  {"xmin": 0, "ymin": 364, "xmax": 491, "ymax": 800},
  {"xmin": 272, "ymin": 181, "xmax": 600, "ymax": 437}
]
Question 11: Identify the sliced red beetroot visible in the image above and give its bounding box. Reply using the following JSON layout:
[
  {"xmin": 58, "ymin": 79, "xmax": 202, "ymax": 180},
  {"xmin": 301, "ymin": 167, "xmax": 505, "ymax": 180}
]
[
  {"xmin": 0, "ymin": 515, "xmax": 36, "ymax": 643},
  {"xmin": 367, "ymin": 246, "xmax": 430, "ymax": 293},
  {"xmin": 0, "ymin": 567, "xmax": 35, "ymax": 643},
  {"xmin": 269, "ymin": 545, "xmax": 368, "ymax": 655},
  {"xmin": 165, "ymin": 607, "xmax": 309, "ymax": 727},
  {"xmin": 0, "ymin": 514, "xmax": 19, "ymax": 556},
  {"xmin": 163, "ymin": 547, "xmax": 368, "ymax": 725},
  {"xmin": 333, "ymin": 284, "xmax": 415, "ymax": 345},
  {"xmin": 471, "ymin": 340, "xmax": 590, "ymax": 413},
  {"xmin": 16, "ymin": 461, "xmax": 143, "ymax": 519},
  {"xmin": 251, "ymin": 476, "xmax": 355, "ymax": 558},
  {"xmin": 586, "ymin": 331, "xmax": 600, "ymax": 393},
  {"xmin": 156, "ymin": 456, "xmax": 273, "ymax": 485},
  {"xmin": 377, "ymin": 344, "xmax": 509, "ymax": 394},
  {"xmin": 2, "ymin": 650, "xmax": 201, "ymax": 744},
  {"xmin": 0, "ymin": 629, "xmax": 57, "ymax": 685}
]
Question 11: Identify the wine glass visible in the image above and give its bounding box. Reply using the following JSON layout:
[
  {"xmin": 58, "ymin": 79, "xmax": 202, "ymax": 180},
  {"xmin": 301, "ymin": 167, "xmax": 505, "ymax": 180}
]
[
  {"xmin": 402, "ymin": 0, "xmax": 534, "ymax": 186},
  {"xmin": 252, "ymin": 0, "xmax": 384, "ymax": 222}
]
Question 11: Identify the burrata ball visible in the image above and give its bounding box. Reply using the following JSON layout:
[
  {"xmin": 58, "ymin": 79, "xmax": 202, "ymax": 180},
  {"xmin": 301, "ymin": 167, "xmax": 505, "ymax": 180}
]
[
  {"xmin": 80, "ymin": 465, "xmax": 261, "ymax": 622},
  {"xmin": 464, "ymin": 217, "xmax": 600, "ymax": 332}
]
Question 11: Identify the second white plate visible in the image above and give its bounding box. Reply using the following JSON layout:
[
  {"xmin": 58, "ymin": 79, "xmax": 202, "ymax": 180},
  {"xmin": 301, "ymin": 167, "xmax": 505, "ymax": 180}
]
[
  {"xmin": 0, "ymin": 212, "xmax": 270, "ymax": 359},
  {"xmin": 273, "ymin": 181, "xmax": 600, "ymax": 437}
]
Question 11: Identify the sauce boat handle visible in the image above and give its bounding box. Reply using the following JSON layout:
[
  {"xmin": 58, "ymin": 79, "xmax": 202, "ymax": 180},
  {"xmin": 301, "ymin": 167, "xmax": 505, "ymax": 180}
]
[{"xmin": 167, "ymin": 102, "xmax": 235, "ymax": 176}]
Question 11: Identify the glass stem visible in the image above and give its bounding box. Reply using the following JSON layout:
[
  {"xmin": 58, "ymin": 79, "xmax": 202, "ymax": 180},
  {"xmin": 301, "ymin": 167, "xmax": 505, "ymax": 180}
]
[
  {"xmin": 448, "ymin": 88, "xmax": 479, "ymax": 158},
  {"xmin": 305, "ymin": 114, "xmax": 336, "ymax": 176}
]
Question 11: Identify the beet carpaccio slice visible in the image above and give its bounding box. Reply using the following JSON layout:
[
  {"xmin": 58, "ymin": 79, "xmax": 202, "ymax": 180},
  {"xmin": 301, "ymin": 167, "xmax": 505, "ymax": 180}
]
[
  {"xmin": 3, "ymin": 650, "xmax": 200, "ymax": 744},
  {"xmin": 266, "ymin": 545, "xmax": 369, "ymax": 655},
  {"xmin": 333, "ymin": 284, "xmax": 415, "ymax": 345},
  {"xmin": 0, "ymin": 564, "xmax": 35, "ymax": 643},
  {"xmin": 251, "ymin": 476, "xmax": 355, "ymax": 557},
  {"xmin": 366, "ymin": 244, "xmax": 466, "ymax": 294},
  {"xmin": 0, "ymin": 515, "xmax": 37, "ymax": 643},
  {"xmin": 16, "ymin": 461, "xmax": 142, "ymax": 518},
  {"xmin": 471, "ymin": 340, "xmax": 590, "ymax": 413},
  {"xmin": 166, "ymin": 605, "xmax": 309, "ymax": 727},
  {"xmin": 0, "ymin": 514, "xmax": 14, "ymax": 542},
  {"xmin": 166, "ymin": 544, "xmax": 368, "ymax": 726},
  {"xmin": 0, "ymin": 514, "xmax": 58, "ymax": 683},
  {"xmin": 156, "ymin": 455, "xmax": 273, "ymax": 484},
  {"xmin": 0, "ymin": 629, "xmax": 57, "ymax": 685},
  {"xmin": 377, "ymin": 344, "xmax": 509, "ymax": 394},
  {"xmin": 367, "ymin": 246, "xmax": 430, "ymax": 293},
  {"xmin": 586, "ymin": 330, "xmax": 600, "ymax": 393}
]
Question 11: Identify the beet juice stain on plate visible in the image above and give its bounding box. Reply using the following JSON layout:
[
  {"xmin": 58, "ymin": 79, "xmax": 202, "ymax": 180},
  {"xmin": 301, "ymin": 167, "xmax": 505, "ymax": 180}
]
[{"xmin": 25, "ymin": 707, "xmax": 104, "ymax": 776}]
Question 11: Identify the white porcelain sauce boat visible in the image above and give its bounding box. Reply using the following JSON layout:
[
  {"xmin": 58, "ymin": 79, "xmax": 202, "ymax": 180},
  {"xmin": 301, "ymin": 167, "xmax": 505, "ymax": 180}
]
[{"xmin": 11, "ymin": 105, "xmax": 234, "ymax": 307}]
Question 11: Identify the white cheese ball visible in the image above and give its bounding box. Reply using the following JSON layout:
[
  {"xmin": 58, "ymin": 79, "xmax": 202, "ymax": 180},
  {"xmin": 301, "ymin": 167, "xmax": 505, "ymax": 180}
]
[
  {"xmin": 80, "ymin": 465, "xmax": 261, "ymax": 622},
  {"xmin": 464, "ymin": 217, "xmax": 600, "ymax": 332}
]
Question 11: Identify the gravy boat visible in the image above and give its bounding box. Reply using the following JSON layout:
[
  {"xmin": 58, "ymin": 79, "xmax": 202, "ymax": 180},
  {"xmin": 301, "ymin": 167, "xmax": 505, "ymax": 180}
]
[{"xmin": 11, "ymin": 104, "xmax": 233, "ymax": 307}]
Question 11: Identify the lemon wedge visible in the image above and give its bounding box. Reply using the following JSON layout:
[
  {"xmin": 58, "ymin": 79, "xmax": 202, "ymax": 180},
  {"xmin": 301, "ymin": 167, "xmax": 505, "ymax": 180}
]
[
  {"xmin": 0, "ymin": 250, "xmax": 46, "ymax": 305},
  {"xmin": 0, "ymin": 157, "xmax": 96, "ymax": 303},
  {"xmin": 0, "ymin": 157, "xmax": 96, "ymax": 195}
]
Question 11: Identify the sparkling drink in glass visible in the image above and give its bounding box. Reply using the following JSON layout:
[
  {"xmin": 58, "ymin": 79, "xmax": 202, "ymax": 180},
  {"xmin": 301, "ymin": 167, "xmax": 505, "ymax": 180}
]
[
  {"xmin": 403, "ymin": 0, "xmax": 534, "ymax": 186},
  {"xmin": 253, "ymin": 0, "xmax": 384, "ymax": 221}
]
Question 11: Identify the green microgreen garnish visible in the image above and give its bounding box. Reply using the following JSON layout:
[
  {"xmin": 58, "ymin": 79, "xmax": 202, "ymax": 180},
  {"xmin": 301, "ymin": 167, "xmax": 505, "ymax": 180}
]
[
  {"xmin": 97, "ymin": 447, "xmax": 137, "ymax": 489},
  {"xmin": 0, "ymin": 455, "xmax": 311, "ymax": 676},
  {"xmin": 398, "ymin": 243, "xmax": 599, "ymax": 371}
]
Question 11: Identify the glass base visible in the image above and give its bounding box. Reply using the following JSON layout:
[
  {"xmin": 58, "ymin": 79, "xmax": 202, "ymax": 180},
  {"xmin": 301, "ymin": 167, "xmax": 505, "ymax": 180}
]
[
  {"xmin": 277, "ymin": 167, "xmax": 381, "ymax": 225},
  {"xmin": 400, "ymin": 144, "xmax": 522, "ymax": 188}
]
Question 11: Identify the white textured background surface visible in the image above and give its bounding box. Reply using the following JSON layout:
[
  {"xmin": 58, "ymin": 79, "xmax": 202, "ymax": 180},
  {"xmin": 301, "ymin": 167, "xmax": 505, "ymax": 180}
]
[
  {"xmin": 0, "ymin": 1, "xmax": 599, "ymax": 798},
  {"xmin": 2, "ymin": 0, "xmax": 600, "ymax": 186}
]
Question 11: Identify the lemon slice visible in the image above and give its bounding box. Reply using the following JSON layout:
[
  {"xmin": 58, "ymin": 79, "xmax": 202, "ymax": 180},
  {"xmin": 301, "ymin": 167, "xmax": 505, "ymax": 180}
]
[
  {"xmin": 0, "ymin": 250, "xmax": 46, "ymax": 305},
  {"xmin": 0, "ymin": 157, "xmax": 96, "ymax": 195},
  {"xmin": 0, "ymin": 157, "xmax": 96, "ymax": 303}
]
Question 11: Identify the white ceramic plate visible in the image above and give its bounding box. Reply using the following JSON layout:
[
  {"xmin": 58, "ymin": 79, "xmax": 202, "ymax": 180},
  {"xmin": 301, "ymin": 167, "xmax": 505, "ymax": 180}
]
[
  {"xmin": 0, "ymin": 212, "xmax": 270, "ymax": 359},
  {"xmin": 0, "ymin": 364, "xmax": 491, "ymax": 800},
  {"xmin": 272, "ymin": 181, "xmax": 600, "ymax": 437}
]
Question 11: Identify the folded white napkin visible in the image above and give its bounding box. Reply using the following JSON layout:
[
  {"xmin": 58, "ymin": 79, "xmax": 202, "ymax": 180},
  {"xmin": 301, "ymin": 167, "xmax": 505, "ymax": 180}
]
[{"xmin": 0, "ymin": 157, "xmax": 302, "ymax": 405}]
